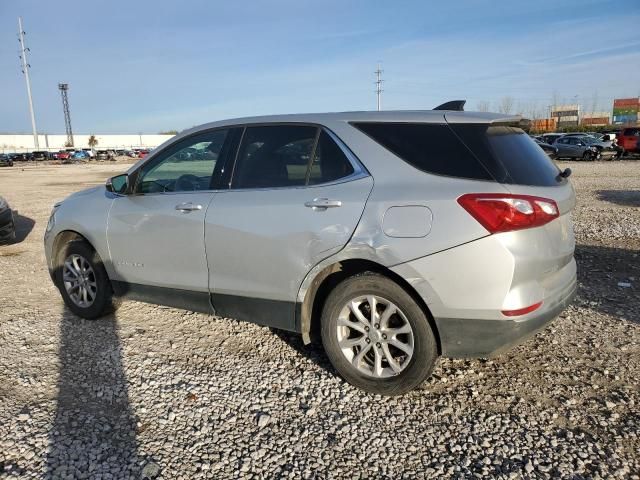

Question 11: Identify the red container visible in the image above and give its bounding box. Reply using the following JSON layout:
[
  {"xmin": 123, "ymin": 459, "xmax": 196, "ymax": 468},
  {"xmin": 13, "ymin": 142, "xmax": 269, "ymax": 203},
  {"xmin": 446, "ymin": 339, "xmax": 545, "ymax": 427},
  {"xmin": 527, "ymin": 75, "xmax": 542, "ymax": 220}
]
[{"xmin": 614, "ymin": 98, "xmax": 640, "ymax": 107}]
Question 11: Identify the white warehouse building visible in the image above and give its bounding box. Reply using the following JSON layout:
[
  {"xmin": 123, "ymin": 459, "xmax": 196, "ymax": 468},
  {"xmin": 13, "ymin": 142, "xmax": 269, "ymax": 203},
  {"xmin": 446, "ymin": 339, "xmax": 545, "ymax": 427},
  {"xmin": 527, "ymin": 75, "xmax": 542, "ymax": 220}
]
[{"xmin": 0, "ymin": 133, "xmax": 176, "ymax": 153}]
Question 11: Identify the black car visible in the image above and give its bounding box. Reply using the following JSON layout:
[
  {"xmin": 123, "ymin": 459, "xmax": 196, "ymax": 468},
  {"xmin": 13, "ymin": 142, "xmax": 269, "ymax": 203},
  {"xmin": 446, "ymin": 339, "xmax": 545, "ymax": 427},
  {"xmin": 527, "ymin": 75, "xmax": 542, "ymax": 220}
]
[
  {"xmin": 534, "ymin": 139, "xmax": 559, "ymax": 160},
  {"xmin": 0, "ymin": 154, "xmax": 14, "ymax": 167},
  {"xmin": 8, "ymin": 153, "xmax": 27, "ymax": 162},
  {"xmin": 32, "ymin": 151, "xmax": 49, "ymax": 161},
  {"xmin": 0, "ymin": 196, "xmax": 15, "ymax": 244}
]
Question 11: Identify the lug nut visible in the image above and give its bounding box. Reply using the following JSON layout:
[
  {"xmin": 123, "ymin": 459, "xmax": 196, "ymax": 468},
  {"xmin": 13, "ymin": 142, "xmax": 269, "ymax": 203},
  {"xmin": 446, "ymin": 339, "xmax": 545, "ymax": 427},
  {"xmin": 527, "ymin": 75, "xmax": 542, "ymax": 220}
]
[
  {"xmin": 382, "ymin": 334, "xmax": 387, "ymax": 339},
  {"xmin": 365, "ymin": 326, "xmax": 370, "ymax": 332},
  {"xmin": 365, "ymin": 338, "xmax": 371, "ymax": 343},
  {"xmin": 374, "ymin": 323, "xmax": 380, "ymax": 329},
  {"xmin": 376, "ymin": 342, "xmax": 381, "ymax": 348}
]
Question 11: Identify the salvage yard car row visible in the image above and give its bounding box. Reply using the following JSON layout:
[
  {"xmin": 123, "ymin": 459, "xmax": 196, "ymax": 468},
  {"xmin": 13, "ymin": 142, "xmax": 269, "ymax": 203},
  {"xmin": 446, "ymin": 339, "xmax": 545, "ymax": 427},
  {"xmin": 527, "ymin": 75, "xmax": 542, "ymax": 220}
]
[{"xmin": 0, "ymin": 148, "xmax": 152, "ymax": 164}]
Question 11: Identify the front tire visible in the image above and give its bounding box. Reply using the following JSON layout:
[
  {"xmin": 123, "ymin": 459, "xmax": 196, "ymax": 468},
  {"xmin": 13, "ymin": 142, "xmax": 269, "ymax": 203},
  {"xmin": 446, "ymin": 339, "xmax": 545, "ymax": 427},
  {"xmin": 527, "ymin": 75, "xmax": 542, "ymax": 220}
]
[
  {"xmin": 55, "ymin": 240, "xmax": 119, "ymax": 319},
  {"xmin": 321, "ymin": 273, "xmax": 438, "ymax": 395},
  {"xmin": 582, "ymin": 151, "xmax": 594, "ymax": 161}
]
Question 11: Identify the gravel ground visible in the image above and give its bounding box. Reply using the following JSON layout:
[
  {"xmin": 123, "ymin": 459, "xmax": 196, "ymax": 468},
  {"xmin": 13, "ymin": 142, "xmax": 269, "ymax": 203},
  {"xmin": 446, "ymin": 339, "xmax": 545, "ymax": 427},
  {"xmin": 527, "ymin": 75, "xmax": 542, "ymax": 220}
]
[{"xmin": 0, "ymin": 161, "xmax": 638, "ymax": 479}]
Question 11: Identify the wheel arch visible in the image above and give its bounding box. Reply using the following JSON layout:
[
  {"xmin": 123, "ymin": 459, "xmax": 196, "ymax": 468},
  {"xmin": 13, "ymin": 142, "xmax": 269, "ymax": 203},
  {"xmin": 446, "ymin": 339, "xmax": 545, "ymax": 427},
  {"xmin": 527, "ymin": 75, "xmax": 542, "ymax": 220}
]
[
  {"xmin": 51, "ymin": 230, "xmax": 93, "ymax": 267},
  {"xmin": 297, "ymin": 258, "xmax": 441, "ymax": 354}
]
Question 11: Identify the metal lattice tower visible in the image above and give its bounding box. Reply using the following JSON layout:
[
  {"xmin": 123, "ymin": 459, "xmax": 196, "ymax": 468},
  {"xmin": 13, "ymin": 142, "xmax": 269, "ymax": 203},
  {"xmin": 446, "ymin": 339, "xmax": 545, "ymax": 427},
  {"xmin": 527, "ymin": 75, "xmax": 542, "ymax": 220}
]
[{"xmin": 58, "ymin": 83, "xmax": 74, "ymax": 147}]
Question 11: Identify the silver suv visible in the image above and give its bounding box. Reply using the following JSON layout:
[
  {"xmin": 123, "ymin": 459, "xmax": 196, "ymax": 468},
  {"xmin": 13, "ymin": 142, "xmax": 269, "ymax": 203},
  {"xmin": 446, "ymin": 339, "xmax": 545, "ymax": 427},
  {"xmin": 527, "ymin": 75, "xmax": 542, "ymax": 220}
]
[{"xmin": 45, "ymin": 107, "xmax": 577, "ymax": 395}]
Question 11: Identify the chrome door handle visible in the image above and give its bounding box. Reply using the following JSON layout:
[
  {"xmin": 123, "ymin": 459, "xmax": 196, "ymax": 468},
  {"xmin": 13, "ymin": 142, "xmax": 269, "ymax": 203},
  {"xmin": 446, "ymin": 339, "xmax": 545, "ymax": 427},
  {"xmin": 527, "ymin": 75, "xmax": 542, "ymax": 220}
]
[
  {"xmin": 304, "ymin": 198, "xmax": 342, "ymax": 210},
  {"xmin": 175, "ymin": 202, "xmax": 203, "ymax": 212}
]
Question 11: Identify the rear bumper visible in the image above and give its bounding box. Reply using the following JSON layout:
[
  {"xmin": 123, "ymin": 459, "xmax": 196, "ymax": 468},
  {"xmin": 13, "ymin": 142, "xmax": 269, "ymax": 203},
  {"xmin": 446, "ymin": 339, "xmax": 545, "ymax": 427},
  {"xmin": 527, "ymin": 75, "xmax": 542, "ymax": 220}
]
[{"xmin": 435, "ymin": 274, "xmax": 576, "ymax": 358}]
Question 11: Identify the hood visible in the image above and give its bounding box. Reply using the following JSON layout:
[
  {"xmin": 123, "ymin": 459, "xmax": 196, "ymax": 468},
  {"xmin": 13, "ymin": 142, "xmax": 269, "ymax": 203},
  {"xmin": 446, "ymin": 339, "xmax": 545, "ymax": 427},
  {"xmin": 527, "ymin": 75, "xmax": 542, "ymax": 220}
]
[{"xmin": 62, "ymin": 185, "xmax": 104, "ymax": 204}]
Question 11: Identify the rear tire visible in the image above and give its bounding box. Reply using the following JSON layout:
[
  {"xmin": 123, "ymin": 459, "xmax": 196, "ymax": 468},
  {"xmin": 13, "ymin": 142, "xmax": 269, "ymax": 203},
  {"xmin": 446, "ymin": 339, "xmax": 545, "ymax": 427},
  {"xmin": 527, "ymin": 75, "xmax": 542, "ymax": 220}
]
[
  {"xmin": 55, "ymin": 240, "xmax": 119, "ymax": 319},
  {"xmin": 321, "ymin": 272, "xmax": 438, "ymax": 395}
]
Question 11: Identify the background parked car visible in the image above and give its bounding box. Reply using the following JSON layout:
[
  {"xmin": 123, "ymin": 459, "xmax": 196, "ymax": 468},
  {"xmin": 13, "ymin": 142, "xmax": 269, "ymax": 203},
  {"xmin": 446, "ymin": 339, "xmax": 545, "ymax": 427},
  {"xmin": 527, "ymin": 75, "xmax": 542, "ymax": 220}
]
[
  {"xmin": 31, "ymin": 151, "xmax": 49, "ymax": 161},
  {"xmin": 72, "ymin": 150, "xmax": 90, "ymax": 160},
  {"xmin": 578, "ymin": 135, "xmax": 618, "ymax": 160},
  {"xmin": 56, "ymin": 151, "xmax": 71, "ymax": 161},
  {"xmin": 617, "ymin": 127, "xmax": 639, "ymax": 154},
  {"xmin": 8, "ymin": 153, "xmax": 27, "ymax": 162},
  {"xmin": 541, "ymin": 133, "xmax": 564, "ymax": 145},
  {"xmin": 0, "ymin": 195, "xmax": 15, "ymax": 244},
  {"xmin": 554, "ymin": 136, "xmax": 600, "ymax": 160},
  {"xmin": 137, "ymin": 149, "xmax": 150, "ymax": 158},
  {"xmin": 0, "ymin": 154, "xmax": 14, "ymax": 167},
  {"xmin": 96, "ymin": 150, "xmax": 111, "ymax": 161},
  {"xmin": 533, "ymin": 139, "xmax": 558, "ymax": 159}
]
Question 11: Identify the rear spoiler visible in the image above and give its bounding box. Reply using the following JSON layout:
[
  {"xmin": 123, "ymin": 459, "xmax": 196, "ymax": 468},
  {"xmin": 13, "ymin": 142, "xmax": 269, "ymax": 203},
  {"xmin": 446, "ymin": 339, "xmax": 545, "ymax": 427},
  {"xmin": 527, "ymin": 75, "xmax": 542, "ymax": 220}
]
[{"xmin": 433, "ymin": 100, "xmax": 466, "ymax": 111}]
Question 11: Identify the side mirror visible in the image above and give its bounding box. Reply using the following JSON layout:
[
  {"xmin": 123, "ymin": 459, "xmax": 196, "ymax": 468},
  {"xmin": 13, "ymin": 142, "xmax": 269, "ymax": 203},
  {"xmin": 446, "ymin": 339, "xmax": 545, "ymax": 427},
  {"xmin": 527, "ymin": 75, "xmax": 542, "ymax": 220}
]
[{"xmin": 106, "ymin": 174, "xmax": 129, "ymax": 194}]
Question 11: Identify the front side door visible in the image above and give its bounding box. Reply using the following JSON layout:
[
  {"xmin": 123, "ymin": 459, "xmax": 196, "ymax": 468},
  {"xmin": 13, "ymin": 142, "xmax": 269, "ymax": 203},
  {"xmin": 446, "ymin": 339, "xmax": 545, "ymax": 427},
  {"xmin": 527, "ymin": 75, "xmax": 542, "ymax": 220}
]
[
  {"xmin": 107, "ymin": 128, "xmax": 233, "ymax": 299},
  {"xmin": 205, "ymin": 125, "xmax": 373, "ymax": 330}
]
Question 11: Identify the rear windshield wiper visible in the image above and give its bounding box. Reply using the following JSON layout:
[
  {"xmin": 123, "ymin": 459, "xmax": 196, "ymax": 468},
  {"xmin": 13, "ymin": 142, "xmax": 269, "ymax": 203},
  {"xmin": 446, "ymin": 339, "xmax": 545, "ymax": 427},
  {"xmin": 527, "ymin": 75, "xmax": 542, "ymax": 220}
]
[{"xmin": 557, "ymin": 168, "xmax": 572, "ymax": 181}]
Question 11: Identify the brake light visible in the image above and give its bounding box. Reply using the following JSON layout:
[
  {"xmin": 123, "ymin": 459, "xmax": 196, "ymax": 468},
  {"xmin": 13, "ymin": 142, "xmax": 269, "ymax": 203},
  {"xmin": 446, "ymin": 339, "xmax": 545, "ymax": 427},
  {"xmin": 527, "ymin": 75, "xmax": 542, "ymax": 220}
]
[{"xmin": 457, "ymin": 193, "xmax": 559, "ymax": 233}]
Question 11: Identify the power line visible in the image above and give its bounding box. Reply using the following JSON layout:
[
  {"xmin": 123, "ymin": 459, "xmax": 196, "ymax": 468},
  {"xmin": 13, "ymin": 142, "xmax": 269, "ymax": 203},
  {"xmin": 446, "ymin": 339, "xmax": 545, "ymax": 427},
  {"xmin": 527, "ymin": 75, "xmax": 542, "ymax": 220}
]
[
  {"xmin": 17, "ymin": 17, "xmax": 38, "ymax": 149},
  {"xmin": 58, "ymin": 83, "xmax": 74, "ymax": 147},
  {"xmin": 375, "ymin": 63, "xmax": 383, "ymax": 111}
]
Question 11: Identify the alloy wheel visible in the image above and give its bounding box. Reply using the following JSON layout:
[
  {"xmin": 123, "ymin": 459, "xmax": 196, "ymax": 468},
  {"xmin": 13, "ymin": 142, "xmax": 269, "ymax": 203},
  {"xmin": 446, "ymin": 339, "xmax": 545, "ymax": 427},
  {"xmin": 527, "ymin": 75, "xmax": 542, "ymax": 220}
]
[
  {"xmin": 336, "ymin": 295, "xmax": 414, "ymax": 378},
  {"xmin": 62, "ymin": 254, "xmax": 97, "ymax": 308}
]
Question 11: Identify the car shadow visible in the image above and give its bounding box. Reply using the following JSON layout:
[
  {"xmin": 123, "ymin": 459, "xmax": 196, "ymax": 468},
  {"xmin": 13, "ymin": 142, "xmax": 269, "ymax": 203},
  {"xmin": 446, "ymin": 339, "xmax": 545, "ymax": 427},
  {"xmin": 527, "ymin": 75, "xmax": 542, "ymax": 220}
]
[
  {"xmin": 45, "ymin": 303, "xmax": 139, "ymax": 478},
  {"xmin": 574, "ymin": 243, "xmax": 639, "ymax": 323},
  {"xmin": 270, "ymin": 328, "xmax": 337, "ymax": 376},
  {"xmin": 596, "ymin": 190, "xmax": 640, "ymax": 208},
  {"xmin": 12, "ymin": 212, "xmax": 35, "ymax": 243}
]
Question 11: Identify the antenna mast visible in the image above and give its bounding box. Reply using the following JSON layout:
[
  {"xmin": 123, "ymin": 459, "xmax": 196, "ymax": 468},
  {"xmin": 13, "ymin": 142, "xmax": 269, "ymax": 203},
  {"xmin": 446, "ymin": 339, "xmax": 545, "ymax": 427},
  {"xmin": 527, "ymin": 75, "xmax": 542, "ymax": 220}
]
[{"xmin": 375, "ymin": 63, "xmax": 383, "ymax": 111}]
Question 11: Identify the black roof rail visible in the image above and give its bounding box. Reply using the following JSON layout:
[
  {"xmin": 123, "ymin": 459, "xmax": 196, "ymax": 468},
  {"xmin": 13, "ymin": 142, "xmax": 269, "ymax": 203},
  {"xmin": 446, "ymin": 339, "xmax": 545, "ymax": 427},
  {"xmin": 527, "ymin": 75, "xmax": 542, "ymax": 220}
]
[{"xmin": 433, "ymin": 100, "xmax": 466, "ymax": 111}]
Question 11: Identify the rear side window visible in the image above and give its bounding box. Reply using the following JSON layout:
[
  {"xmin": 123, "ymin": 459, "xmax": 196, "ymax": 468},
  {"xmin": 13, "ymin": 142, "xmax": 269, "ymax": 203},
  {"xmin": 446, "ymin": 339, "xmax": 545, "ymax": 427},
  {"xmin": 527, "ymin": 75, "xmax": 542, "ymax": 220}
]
[
  {"xmin": 233, "ymin": 125, "xmax": 317, "ymax": 189},
  {"xmin": 353, "ymin": 123, "xmax": 493, "ymax": 181},
  {"xmin": 450, "ymin": 124, "xmax": 562, "ymax": 186},
  {"xmin": 308, "ymin": 131, "xmax": 354, "ymax": 185},
  {"xmin": 623, "ymin": 128, "xmax": 639, "ymax": 136}
]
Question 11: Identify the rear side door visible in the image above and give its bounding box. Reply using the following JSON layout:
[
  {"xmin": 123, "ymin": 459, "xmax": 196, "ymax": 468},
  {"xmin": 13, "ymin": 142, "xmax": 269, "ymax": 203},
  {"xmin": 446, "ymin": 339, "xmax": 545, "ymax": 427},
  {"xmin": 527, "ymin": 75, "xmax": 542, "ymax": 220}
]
[
  {"xmin": 107, "ymin": 128, "xmax": 235, "ymax": 307},
  {"xmin": 204, "ymin": 124, "xmax": 373, "ymax": 330}
]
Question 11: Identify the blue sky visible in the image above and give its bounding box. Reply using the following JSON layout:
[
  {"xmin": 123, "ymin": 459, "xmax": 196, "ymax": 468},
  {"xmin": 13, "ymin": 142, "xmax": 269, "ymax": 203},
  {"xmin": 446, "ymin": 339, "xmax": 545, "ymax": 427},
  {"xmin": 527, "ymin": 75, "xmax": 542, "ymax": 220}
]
[{"xmin": 1, "ymin": 0, "xmax": 639, "ymax": 133}]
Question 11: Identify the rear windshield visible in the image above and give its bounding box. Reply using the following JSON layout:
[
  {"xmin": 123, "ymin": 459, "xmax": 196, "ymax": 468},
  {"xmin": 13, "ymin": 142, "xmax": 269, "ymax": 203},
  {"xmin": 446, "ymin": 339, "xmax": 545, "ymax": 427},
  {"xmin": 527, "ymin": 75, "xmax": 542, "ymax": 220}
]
[{"xmin": 353, "ymin": 122, "xmax": 562, "ymax": 187}]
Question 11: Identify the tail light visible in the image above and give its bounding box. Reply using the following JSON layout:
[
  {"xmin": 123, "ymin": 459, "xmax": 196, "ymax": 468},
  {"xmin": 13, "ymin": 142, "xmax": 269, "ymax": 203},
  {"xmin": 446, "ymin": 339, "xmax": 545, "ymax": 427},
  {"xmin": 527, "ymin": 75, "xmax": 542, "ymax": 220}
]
[{"xmin": 457, "ymin": 193, "xmax": 559, "ymax": 233}]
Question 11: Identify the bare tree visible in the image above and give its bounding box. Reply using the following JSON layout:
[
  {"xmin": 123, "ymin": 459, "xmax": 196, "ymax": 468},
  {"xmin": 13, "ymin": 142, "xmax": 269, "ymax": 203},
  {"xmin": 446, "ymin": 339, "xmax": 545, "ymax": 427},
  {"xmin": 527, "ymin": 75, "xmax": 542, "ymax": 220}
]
[
  {"xmin": 497, "ymin": 96, "xmax": 514, "ymax": 114},
  {"xmin": 476, "ymin": 101, "xmax": 490, "ymax": 112}
]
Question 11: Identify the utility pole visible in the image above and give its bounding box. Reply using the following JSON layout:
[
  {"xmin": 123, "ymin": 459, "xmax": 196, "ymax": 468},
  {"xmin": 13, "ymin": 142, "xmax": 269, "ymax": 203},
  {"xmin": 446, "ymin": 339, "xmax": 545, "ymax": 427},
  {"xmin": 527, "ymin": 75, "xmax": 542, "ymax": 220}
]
[
  {"xmin": 375, "ymin": 63, "xmax": 383, "ymax": 111},
  {"xmin": 58, "ymin": 83, "xmax": 74, "ymax": 147},
  {"xmin": 18, "ymin": 17, "xmax": 39, "ymax": 149}
]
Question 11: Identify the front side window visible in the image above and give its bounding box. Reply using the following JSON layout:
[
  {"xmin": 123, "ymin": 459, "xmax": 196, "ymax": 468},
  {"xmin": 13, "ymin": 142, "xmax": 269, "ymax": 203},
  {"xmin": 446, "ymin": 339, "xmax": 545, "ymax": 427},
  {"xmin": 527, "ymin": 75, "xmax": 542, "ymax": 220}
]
[
  {"xmin": 232, "ymin": 125, "xmax": 318, "ymax": 189},
  {"xmin": 137, "ymin": 129, "xmax": 229, "ymax": 193}
]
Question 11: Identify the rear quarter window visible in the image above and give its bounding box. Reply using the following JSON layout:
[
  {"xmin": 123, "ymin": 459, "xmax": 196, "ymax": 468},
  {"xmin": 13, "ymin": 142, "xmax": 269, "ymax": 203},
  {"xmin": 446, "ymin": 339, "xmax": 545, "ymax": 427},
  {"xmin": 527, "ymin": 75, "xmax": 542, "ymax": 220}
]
[
  {"xmin": 352, "ymin": 122, "xmax": 493, "ymax": 181},
  {"xmin": 449, "ymin": 124, "xmax": 562, "ymax": 186},
  {"xmin": 354, "ymin": 122, "xmax": 563, "ymax": 186}
]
